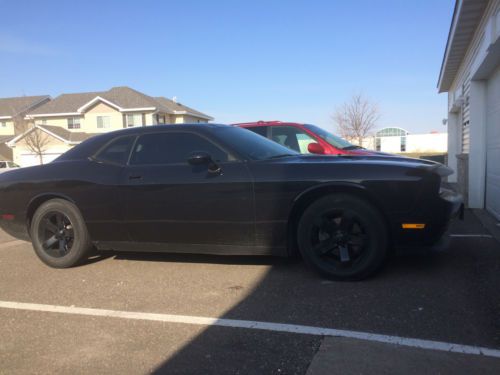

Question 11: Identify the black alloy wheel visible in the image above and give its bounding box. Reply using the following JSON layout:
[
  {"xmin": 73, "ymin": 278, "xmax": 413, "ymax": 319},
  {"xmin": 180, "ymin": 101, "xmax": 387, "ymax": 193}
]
[
  {"xmin": 30, "ymin": 199, "xmax": 93, "ymax": 268},
  {"xmin": 297, "ymin": 194, "xmax": 388, "ymax": 280},
  {"xmin": 38, "ymin": 211, "xmax": 74, "ymax": 258},
  {"xmin": 311, "ymin": 209, "xmax": 368, "ymax": 266}
]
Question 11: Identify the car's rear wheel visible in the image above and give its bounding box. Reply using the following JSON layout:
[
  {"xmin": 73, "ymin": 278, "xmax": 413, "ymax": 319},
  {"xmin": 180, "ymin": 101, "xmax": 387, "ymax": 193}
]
[
  {"xmin": 30, "ymin": 199, "xmax": 92, "ymax": 268},
  {"xmin": 297, "ymin": 194, "xmax": 388, "ymax": 280}
]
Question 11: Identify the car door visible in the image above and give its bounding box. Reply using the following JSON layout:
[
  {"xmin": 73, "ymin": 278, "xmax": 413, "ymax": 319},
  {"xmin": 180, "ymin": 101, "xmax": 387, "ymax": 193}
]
[{"xmin": 123, "ymin": 130, "xmax": 255, "ymax": 252}]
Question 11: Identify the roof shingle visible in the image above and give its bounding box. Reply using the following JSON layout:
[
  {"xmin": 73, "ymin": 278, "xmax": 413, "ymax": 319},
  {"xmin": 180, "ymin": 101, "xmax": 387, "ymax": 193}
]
[
  {"xmin": 0, "ymin": 96, "xmax": 50, "ymax": 117},
  {"xmin": 27, "ymin": 86, "xmax": 212, "ymax": 120}
]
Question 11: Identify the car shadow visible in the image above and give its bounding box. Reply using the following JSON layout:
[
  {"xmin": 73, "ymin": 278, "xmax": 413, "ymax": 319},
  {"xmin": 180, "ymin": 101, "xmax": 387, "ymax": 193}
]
[{"xmin": 79, "ymin": 243, "xmax": 500, "ymax": 374}]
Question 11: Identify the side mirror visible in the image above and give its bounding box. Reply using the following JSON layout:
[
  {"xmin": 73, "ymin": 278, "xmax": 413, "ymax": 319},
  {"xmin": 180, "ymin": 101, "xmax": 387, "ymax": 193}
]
[
  {"xmin": 307, "ymin": 142, "xmax": 325, "ymax": 154},
  {"xmin": 188, "ymin": 151, "xmax": 211, "ymax": 165},
  {"xmin": 188, "ymin": 151, "xmax": 221, "ymax": 175}
]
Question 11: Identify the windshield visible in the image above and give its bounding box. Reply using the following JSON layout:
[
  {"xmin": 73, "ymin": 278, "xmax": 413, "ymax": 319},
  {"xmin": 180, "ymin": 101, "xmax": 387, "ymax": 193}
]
[
  {"xmin": 215, "ymin": 127, "xmax": 298, "ymax": 160},
  {"xmin": 303, "ymin": 124, "xmax": 354, "ymax": 149}
]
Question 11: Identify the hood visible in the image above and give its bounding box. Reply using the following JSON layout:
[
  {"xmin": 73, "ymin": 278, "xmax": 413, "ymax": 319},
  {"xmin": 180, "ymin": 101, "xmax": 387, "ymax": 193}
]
[{"xmin": 271, "ymin": 154, "xmax": 454, "ymax": 178}]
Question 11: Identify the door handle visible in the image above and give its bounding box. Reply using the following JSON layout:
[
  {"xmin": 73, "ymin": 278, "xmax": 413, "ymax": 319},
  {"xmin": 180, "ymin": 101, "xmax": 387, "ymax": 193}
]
[{"xmin": 128, "ymin": 175, "xmax": 142, "ymax": 180}]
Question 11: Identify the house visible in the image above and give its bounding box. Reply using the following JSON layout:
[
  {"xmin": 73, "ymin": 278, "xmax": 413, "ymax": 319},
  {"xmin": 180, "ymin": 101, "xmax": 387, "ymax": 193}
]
[
  {"xmin": 438, "ymin": 0, "xmax": 500, "ymax": 219},
  {"xmin": 26, "ymin": 86, "xmax": 213, "ymax": 133},
  {"xmin": 5, "ymin": 86, "xmax": 213, "ymax": 167},
  {"xmin": 0, "ymin": 95, "xmax": 51, "ymax": 160},
  {"xmin": 7, "ymin": 125, "xmax": 98, "ymax": 166}
]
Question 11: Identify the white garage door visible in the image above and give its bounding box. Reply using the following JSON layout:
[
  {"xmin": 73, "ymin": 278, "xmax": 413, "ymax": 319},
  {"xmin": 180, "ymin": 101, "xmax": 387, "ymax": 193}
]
[
  {"xmin": 485, "ymin": 66, "xmax": 500, "ymax": 220},
  {"xmin": 20, "ymin": 153, "xmax": 62, "ymax": 167}
]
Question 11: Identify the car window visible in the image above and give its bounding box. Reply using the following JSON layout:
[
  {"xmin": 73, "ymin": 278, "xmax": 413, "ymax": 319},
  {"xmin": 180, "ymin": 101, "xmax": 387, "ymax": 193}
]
[
  {"xmin": 246, "ymin": 126, "xmax": 268, "ymax": 138},
  {"xmin": 95, "ymin": 136, "xmax": 135, "ymax": 165},
  {"xmin": 269, "ymin": 126, "xmax": 316, "ymax": 154},
  {"xmin": 0, "ymin": 162, "xmax": 6, "ymax": 168},
  {"xmin": 7, "ymin": 162, "xmax": 19, "ymax": 168},
  {"xmin": 130, "ymin": 132, "xmax": 232, "ymax": 165}
]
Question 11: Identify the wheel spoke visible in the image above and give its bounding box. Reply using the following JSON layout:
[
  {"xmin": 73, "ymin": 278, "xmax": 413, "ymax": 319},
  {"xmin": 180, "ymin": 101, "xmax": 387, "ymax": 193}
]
[
  {"xmin": 340, "ymin": 213, "xmax": 354, "ymax": 232},
  {"xmin": 56, "ymin": 213, "xmax": 64, "ymax": 230},
  {"xmin": 347, "ymin": 233, "xmax": 366, "ymax": 247},
  {"xmin": 42, "ymin": 235, "xmax": 58, "ymax": 249},
  {"xmin": 339, "ymin": 245, "xmax": 350, "ymax": 262},
  {"xmin": 58, "ymin": 238, "xmax": 66, "ymax": 255},
  {"xmin": 313, "ymin": 239, "xmax": 337, "ymax": 256},
  {"xmin": 64, "ymin": 227, "xmax": 74, "ymax": 239},
  {"xmin": 43, "ymin": 218, "xmax": 58, "ymax": 234}
]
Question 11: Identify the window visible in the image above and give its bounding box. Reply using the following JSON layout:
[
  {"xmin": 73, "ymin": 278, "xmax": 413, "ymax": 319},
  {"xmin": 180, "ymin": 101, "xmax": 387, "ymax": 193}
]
[
  {"xmin": 303, "ymin": 124, "xmax": 353, "ymax": 149},
  {"xmin": 0, "ymin": 121, "xmax": 6, "ymax": 128},
  {"xmin": 246, "ymin": 126, "xmax": 268, "ymax": 138},
  {"xmin": 0, "ymin": 162, "xmax": 6, "ymax": 168},
  {"xmin": 375, "ymin": 138, "xmax": 381, "ymax": 151},
  {"xmin": 7, "ymin": 162, "xmax": 19, "ymax": 168},
  {"xmin": 130, "ymin": 132, "xmax": 231, "ymax": 165},
  {"xmin": 214, "ymin": 127, "xmax": 297, "ymax": 160},
  {"xmin": 95, "ymin": 136, "xmax": 135, "ymax": 165},
  {"xmin": 270, "ymin": 126, "xmax": 316, "ymax": 154},
  {"xmin": 67, "ymin": 117, "xmax": 81, "ymax": 129},
  {"xmin": 126, "ymin": 113, "xmax": 143, "ymax": 127},
  {"xmin": 97, "ymin": 116, "xmax": 111, "ymax": 129}
]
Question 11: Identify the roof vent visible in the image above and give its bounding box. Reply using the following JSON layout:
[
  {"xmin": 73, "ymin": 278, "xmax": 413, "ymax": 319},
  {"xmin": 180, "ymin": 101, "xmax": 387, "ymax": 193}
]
[{"xmin": 172, "ymin": 96, "xmax": 177, "ymax": 103}]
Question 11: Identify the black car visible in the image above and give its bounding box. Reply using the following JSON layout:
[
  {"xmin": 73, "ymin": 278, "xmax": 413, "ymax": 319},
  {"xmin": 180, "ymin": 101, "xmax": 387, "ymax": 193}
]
[{"xmin": 0, "ymin": 124, "xmax": 462, "ymax": 280}]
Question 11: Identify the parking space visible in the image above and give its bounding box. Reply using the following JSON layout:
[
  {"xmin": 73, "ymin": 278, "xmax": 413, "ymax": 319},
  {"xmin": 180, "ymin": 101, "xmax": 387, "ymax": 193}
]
[{"xmin": 1, "ymin": 210, "xmax": 500, "ymax": 374}]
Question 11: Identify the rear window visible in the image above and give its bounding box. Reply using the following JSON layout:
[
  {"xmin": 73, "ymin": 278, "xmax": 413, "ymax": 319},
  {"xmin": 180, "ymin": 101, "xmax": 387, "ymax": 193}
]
[{"xmin": 95, "ymin": 136, "xmax": 135, "ymax": 165}]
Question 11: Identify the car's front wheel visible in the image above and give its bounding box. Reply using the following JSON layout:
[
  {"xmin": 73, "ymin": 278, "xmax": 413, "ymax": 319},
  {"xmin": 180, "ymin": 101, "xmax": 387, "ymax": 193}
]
[
  {"xmin": 297, "ymin": 194, "xmax": 388, "ymax": 280},
  {"xmin": 30, "ymin": 199, "xmax": 92, "ymax": 268}
]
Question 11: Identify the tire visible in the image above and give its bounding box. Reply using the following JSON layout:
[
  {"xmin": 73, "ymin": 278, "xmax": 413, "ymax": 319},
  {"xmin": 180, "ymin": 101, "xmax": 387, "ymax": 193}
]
[
  {"xmin": 30, "ymin": 199, "xmax": 92, "ymax": 268},
  {"xmin": 297, "ymin": 194, "xmax": 388, "ymax": 281}
]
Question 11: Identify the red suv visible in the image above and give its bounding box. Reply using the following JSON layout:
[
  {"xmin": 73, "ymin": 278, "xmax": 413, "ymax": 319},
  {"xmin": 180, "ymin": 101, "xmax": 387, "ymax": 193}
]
[{"xmin": 233, "ymin": 121, "xmax": 379, "ymax": 155}]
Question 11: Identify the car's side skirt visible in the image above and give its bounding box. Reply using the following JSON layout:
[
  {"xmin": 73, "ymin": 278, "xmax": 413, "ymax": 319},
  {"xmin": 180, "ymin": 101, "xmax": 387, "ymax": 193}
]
[{"xmin": 93, "ymin": 241, "xmax": 287, "ymax": 257}]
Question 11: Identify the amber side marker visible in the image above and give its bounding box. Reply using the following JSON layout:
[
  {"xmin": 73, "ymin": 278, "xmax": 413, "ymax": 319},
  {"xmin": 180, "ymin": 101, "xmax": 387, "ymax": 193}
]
[{"xmin": 402, "ymin": 223, "xmax": 426, "ymax": 229}]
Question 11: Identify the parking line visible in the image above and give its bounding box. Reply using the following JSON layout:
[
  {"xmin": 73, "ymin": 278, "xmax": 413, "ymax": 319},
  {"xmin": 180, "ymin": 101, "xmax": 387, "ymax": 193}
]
[{"xmin": 1, "ymin": 300, "xmax": 499, "ymax": 359}]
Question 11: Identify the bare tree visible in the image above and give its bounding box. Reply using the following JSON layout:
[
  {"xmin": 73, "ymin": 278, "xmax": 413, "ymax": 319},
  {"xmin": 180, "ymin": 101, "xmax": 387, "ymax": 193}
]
[
  {"xmin": 332, "ymin": 94, "xmax": 380, "ymax": 146},
  {"xmin": 13, "ymin": 116, "xmax": 51, "ymax": 165}
]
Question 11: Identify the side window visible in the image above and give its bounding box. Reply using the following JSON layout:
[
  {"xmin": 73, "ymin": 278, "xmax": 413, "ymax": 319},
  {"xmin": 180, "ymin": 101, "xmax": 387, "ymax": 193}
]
[
  {"xmin": 130, "ymin": 132, "xmax": 231, "ymax": 165},
  {"xmin": 270, "ymin": 126, "xmax": 316, "ymax": 154},
  {"xmin": 95, "ymin": 136, "xmax": 135, "ymax": 165},
  {"xmin": 246, "ymin": 126, "xmax": 268, "ymax": 138},
  {"xmin": 0, "ymin": 162, "xmax": 6, "ymax": 168}
]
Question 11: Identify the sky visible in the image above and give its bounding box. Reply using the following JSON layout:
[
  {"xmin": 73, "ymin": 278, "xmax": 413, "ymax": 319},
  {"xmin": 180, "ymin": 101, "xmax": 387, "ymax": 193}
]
[{"xmin": 0, "ymin": 0, "xmax": 455, "ymax": 134}]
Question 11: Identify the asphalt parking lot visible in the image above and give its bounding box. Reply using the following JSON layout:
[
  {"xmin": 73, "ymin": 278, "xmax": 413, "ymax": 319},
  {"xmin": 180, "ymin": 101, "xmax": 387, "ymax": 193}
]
[{"xmin": 1, "ymin": 210, "xmax": 500, "ymax": 374}]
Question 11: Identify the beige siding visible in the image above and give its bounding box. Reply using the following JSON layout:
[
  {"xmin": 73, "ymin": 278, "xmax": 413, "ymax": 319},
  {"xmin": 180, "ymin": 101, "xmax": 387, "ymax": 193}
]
[
  {"xmin": 0, "ymin": 120, "xmax": 15, "ymax": 136},
  {"xmin": 84, "ymin": 102, "xmax": 123, "ymax": 133},
  {"xmin": 34, "ymin": 116, "xmax": 76, "ymax": 130},
  {"xmin": 183, "ymin": 115, "xmax": 208, "ymax": 124}
]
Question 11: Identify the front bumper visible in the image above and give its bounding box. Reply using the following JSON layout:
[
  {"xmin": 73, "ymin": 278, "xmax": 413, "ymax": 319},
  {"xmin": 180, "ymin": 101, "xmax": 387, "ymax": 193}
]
[{"xmin": 392, "ymin": 187, "xmax": 463, "ymax": 253}]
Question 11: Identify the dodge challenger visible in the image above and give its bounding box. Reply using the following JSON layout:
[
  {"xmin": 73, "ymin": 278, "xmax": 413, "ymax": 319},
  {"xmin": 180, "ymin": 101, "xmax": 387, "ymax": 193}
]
[{"xmin": 0, "ymin": 124, "xmax": 462, "ymax": 280}]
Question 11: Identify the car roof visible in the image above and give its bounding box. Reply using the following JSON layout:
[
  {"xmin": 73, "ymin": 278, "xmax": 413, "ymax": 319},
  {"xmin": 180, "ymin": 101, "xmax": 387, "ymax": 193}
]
[
  {"xmin": 233, "ymin": 121, "xmax": 305, "ymax": 127},
  {"xmin": 109, "ymin": 123, "xmax": 229, "ymax": 135}
]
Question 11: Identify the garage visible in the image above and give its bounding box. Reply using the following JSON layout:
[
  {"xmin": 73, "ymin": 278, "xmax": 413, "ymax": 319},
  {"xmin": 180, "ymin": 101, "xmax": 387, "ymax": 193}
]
[
  {"xmin": 20, "ymin": 153, "xmax": 62, "ymax": 167},
  {"xmin": 486, "ymin": 66, "xmax": 500, "ymax": 220}
]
